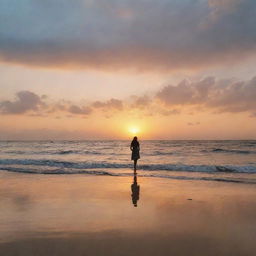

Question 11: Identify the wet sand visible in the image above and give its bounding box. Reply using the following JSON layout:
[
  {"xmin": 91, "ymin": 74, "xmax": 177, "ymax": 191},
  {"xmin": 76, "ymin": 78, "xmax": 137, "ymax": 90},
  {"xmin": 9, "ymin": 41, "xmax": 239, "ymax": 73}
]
[{"xmin": 0, "ymin": 171, "xmax": 256, "ymax": 256}]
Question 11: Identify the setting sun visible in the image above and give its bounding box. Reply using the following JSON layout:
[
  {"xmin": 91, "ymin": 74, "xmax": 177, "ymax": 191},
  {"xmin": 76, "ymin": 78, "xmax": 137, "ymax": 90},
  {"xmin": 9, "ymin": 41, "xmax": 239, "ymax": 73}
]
[{"xmin": 128, "ymin": 126, "xmax": 140, "ymax": 135}]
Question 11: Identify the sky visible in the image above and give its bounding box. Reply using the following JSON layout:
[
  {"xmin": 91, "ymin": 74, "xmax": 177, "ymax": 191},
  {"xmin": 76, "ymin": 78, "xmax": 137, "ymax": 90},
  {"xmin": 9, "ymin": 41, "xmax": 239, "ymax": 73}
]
[{"xmin": 0, "ymin": 0, "xmax": 256, "ymax": 140}]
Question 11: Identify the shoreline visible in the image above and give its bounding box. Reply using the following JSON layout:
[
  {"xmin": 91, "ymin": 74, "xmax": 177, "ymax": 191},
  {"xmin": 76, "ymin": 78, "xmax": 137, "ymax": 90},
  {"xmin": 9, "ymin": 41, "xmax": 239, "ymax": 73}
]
[{"xmin": 1, "ymin": 168, "xmax": 256, "ymax": 185}]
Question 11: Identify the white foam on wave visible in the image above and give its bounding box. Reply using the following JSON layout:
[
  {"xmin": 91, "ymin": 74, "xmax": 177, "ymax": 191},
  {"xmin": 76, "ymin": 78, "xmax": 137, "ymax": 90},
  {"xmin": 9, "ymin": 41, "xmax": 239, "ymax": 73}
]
[{"xmin": 0, "ymin": 158, "xmax": 256, "ymax": 173}]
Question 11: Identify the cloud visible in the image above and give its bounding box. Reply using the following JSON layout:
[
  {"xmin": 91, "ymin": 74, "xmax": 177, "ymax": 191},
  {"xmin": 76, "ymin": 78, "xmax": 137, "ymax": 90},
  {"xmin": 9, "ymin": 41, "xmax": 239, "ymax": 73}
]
[
  {"xmin": 131, "ymin": 95, "xmax": 151, "ymax": 109},
  {"xmin": 68, "ymin": 105, "xmax": 92, "ymax": 115},
  {"xmin": 157, "ymin": 77, "xmax": 215, "ymax": 105},
  {"xmin": 208, "ymin": 0, "xmax": 243, "ymax": 15},
  {"xmin": 0, "ymin": 0, "xmax": 255, "ymax": 70},
  {"xmin": 187, "ymin": 122, "xmax": 200, "ymax": 126},
  {"xmin": 157, "ymin": 76, "xmax": 256, "ymax": 113},
  {"xmin": 92, "ymin": 98, "xmax": 123, "ymax": 110},
  {"xmin": 1, "ymin": 75, "xmax": 256, "ymax": 117},
  {"xmin": 158, "ymin": 109, "xmax": 181, "ymax": 116},
  {"xmin": 0, "ymin": 92, "xmax": 124, "ymax": 116},
  {"xmin": 0, "ymin": 91, "xmax": 45, "ymax": 114}
]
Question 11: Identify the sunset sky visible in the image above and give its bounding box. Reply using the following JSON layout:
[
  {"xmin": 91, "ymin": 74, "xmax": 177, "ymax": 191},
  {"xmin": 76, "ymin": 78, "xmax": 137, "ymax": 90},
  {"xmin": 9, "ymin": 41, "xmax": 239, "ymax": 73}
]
[{"xmin": 0, "ymin": 0, "xmax": 256, "ymax": 139}]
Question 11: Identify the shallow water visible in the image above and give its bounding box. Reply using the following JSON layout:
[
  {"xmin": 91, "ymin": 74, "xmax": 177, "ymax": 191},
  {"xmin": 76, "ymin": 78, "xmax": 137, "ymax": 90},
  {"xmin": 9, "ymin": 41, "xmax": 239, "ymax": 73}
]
[{"xmin": 0, "ymin": 140, "xmax": 256, "ymax": 183}]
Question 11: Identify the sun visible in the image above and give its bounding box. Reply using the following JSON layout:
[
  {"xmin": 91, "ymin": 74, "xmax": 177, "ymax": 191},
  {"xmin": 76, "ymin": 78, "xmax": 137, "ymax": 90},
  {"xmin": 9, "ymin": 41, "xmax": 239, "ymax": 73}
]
[{"xmin": 128, "ymin": 126, "xmax": 140, "ymax": 135}]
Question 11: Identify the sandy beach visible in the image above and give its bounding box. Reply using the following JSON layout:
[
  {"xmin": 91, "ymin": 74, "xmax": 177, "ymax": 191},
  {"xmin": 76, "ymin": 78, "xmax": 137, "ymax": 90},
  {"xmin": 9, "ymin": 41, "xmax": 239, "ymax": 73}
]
[{"xmin": 0, "ymin": 170, "xmax": 255, "ymax": 256}]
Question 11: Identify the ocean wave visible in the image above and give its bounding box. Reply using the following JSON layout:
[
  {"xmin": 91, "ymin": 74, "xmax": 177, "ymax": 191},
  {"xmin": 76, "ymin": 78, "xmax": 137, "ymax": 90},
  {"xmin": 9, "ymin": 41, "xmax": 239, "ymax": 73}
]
[
  {"xmin": 57, "ymin": 150, "xmax": 102, "ymax": 155},
  {"xmin": 144, "ymin": 151, "xmax": 174, "ymax": 156},
  {"xmin": 3, "ymin": 150, "xmax": 103, "ymax": 155},
  {"xmin": 57, "ymin": 150, "xmax": 77, "ymax": 155},
  {"xmin": 5, "ymin": 150, "xmax": 28, "ymax": 154},
  {"xmin": 0, "ymin": 158, "xmax": 256, "ymax": 173},
  {"xmin": 0, "ymin": 166, "xmax": 255, "ymax": 184},
  {"xmin": 0, "ymin": 159, "xmax": 129, "ymax": 169},
  {"xmin": 153, "ymin": 151, "xmax": 174, "ymax": 155},
  {"xmin": 210, "ymin": 148, "xmax": 253, "ymax": 154},
  {"xmin": 0, "ymin": 166, "xmax": 117, "ymax": 176}
]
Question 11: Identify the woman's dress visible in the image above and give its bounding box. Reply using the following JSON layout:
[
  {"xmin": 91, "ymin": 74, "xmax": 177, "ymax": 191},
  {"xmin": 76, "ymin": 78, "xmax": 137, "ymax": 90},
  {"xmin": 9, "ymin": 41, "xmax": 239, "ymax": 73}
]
[{"xmin": 131, "ymin": 142, "xmax": 140, "ymax": 160}]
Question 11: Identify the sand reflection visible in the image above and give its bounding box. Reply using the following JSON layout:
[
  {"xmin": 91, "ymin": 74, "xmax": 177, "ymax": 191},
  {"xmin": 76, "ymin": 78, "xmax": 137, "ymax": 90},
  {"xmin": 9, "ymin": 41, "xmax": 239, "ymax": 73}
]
[{"xmin": 1, "ymin": 172, "xmax": 256, "ymax": 256}]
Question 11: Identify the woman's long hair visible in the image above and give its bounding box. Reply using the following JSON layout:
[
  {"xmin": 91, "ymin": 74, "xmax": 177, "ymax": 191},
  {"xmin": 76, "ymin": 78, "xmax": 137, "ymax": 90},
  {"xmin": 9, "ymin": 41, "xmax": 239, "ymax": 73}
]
[{"xmin": 131, "ymin": 136, "xmax": 139, "ymax": 147}]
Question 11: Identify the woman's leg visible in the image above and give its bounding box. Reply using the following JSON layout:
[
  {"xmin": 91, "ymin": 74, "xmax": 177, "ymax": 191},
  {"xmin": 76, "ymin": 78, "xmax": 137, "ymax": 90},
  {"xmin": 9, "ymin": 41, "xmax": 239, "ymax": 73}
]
[{"xmin": 134, "ymin": 159, "xmax": 137, "ymax": 171}]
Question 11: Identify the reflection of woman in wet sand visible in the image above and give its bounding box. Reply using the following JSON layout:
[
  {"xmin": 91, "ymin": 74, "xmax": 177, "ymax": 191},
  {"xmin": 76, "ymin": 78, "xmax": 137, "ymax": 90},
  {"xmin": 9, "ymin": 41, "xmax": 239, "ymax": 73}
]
[
  {"xmin": 131, "ymin": 172, "xmax": 140, "ymax": 207},
  {"xmin": 130, "ymin": 136, "xmax": 140, "ymax": 171}
]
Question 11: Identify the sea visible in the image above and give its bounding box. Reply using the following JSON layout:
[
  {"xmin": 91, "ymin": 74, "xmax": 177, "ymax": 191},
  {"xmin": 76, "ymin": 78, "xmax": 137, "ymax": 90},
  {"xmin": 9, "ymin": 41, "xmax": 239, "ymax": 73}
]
[{"xmin": 0, "ymin": 140, "xmax": 256, "ymax": 184}]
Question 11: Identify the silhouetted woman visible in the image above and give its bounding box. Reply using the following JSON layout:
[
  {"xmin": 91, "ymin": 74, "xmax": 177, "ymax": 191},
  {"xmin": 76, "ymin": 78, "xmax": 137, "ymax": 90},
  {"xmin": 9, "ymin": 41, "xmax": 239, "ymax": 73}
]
[{"xmin": 130, "ymin": 136, "xmax": 140, "ymax": 171}]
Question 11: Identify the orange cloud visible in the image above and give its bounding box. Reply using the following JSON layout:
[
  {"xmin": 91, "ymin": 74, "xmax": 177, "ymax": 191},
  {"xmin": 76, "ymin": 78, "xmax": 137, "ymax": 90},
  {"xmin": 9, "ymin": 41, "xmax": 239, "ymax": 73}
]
[{"xmin": 1, "ymin": 76, "xmax": 256, "ymax": 119}]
